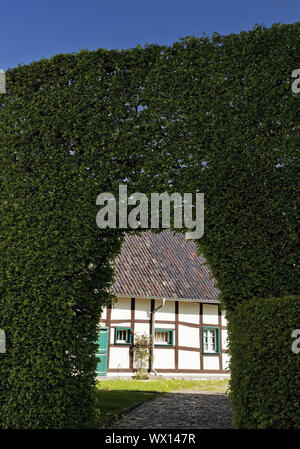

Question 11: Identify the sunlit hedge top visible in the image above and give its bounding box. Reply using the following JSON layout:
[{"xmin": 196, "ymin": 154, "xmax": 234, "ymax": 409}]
[{"xmin": 0, "ymin": 22, "xmax": 299, "ymax": 312}]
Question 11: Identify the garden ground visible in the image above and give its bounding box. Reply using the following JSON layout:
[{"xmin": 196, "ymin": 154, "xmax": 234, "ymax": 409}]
[{"xmin": 95, "ymin": 378, "xmax": 229, "ymax": 428}]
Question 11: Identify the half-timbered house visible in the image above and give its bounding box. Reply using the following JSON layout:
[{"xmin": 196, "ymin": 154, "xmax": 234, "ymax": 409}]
[{"xmin": 97, "ymin": 230, "xmax": 229, "ymax": 377}]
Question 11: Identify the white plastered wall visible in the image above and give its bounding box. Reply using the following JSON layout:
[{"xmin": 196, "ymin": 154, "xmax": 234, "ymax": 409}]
[
  {"xmin": 135, "ymin": 298, "xmax": 151, "ymax": 320},
  {"xmin": 222, "ymin": 329, "xmax": 228, "ymax": 350},
  {"xmin": 134, "ymin": 322, "xmax": 150, "ymax": 336},
  {"xmin": 203, "ymin": 356, "xmax": 220, "ymax": 370},
  {"xmin": 109, "ymin": 347, "xmax": 130, "ymax": 369},
  {"xmin": 178, "ymin": 324, "xmax": 199, "ymax": 348},
  {"xmin": 178, "ymin": 350, "xmax": 200, "ymax": 369},
  {"xmin": 155, "ymin": 300, "xmax": 175, "ymax": 321},
  {"xmin": 154, "ymin": 322, "xmax": 175, "ymax": 329},
  {"xmin": 178, "ymin": 301, "xmax": 200, "ymax": 324},
  {"xmin": 110, "ymin": 297, "xmax": 131, "ymax": 320},
  {"xmin": 202, "ymin": 304, "xmax": 219, "ymax": 325},
  {"xmin": 153, "ymin": 348, "xmax": 175, "ymax": 369}
]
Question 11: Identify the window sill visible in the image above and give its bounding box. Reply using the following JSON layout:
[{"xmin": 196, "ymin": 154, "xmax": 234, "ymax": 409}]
[
  {"xmin": 203, "ymin": 352, "xmax": 220, "ymax": 355},
  {"xmin": 154, "ymin": 344, "xmax": 174, "ymax": 347}
]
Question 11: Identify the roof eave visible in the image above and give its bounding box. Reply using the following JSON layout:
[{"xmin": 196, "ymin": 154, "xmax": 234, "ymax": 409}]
[{"xmin": 112, "ymin": 293, "xmax": 220, "ymax": 304}]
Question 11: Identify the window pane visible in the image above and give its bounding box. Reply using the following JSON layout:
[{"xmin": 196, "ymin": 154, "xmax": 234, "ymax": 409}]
[
  {"xmin": 117, "ymin": 329, "xmax": 128, "ymax": 342},
  {"xmin": 155, "ymin": 331, "xmax": 169, "ymax": 344},
  {"xmin": 203, "ymin": 329, "xmax": 217, "ymax": 353}
]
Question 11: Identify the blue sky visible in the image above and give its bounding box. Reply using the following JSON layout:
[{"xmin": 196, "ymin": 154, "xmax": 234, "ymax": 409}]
[{"xmin": 1, "ymin": 0, "xmax": 299, "ymax": 70}]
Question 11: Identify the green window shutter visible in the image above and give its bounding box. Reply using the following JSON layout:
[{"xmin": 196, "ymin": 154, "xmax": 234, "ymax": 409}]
[
  {"xmin": 216, "ymin": 328, "xmax": 220, "ymax": 353},
  {"xmin": 170, "ymin": 330, "xmax": 174, "ymax": 346},
  {"xmin": 128, "ymin": 329, "xmax": 132, "ymax": 344}
]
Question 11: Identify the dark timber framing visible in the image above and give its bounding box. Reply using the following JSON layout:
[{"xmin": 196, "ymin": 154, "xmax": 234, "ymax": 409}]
[
  {"xmin": 100, "ymin": 297, "xmax": 229, "ymax": 375},
  {"xmin": 200, "ymin": 303, "xmax": 203, "ymax": 370},
  {"xmin": 218, "ymin": 304, "xmax": 223, "ymax": 370},
  {"xmin": 130, "ymin": 297, "xmax": 135, "ymax": 371},
  {"xmin": 175, "ymin": 301, "xmax": 179, "ymax": 370},
  {"xmin": 149, "ymin": 298, "xmax": 155, "ymax": 372},
  {"xmin": 106, "ymin": 303, "xmax": 112, "ymax": 373}
]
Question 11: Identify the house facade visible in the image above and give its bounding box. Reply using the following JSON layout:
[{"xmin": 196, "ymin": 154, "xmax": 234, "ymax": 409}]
[{"xmin": 97, "ymin": 230, "xmax": 229, "ymax": 377}]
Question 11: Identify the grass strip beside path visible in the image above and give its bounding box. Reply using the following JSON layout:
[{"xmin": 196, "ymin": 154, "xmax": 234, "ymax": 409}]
[{"xmin": 95, "ymin": 378, "xmax": 229, "ymax": 427}]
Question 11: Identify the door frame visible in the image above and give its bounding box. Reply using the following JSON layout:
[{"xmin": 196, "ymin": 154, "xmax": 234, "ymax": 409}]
[{"xmin": 96, "ymin": 326, "xmax": 109, "ymax": 376}]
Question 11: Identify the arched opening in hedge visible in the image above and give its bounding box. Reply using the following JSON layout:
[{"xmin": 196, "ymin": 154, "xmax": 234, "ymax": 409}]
[{"xmin": 0, "ymin": 22, "xmax": 298, "ymax": 428}]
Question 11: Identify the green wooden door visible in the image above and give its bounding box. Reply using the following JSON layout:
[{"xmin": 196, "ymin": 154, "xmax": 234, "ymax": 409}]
[{"xmin": 96, "ymin": 327, "xmax": 109, "ymax": 376}]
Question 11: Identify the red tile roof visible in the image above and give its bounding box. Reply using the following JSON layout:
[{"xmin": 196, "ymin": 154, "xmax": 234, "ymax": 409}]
[{"xmin": 111, "ymin": 230, "xmax": 220, "ymax": 303}]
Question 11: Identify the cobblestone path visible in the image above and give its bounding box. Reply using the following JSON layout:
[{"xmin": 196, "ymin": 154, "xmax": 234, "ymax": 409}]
[{"xmin": 111, "ymin": 390, "xmax": 233, "ymax": 429}]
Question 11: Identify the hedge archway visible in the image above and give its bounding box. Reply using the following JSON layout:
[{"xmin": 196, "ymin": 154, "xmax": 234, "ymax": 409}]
[{"xmin": 0, "ymin": 22, "xmax": 299, "ymax": 428}]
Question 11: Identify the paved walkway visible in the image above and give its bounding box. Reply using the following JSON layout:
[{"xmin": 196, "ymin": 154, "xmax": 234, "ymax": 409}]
[{"xmin": 111, "ymin": 390, "xmax": 233, "ymax": 429}]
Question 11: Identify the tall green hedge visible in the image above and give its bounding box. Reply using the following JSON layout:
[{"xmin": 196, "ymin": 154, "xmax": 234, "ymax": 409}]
[
  {"xmin": 228, "ymin": 296, "xmax": 300, "ymax": 429},
  {"xmin": 0, "ymin": 22, "xmax": 299, "ymax": 427}
]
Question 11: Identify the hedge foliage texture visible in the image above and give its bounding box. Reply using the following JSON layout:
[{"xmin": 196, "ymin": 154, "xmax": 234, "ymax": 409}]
[
  {"xmin": 0, "ymin": 22, "xmax": 299, "ymax": 427},
  {"xmin": 228, "ymin": 296, "xmax": 300, "ymax": 429}
]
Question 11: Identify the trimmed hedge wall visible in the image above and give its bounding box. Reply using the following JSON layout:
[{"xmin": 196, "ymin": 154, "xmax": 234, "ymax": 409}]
[
  {"xmin": 228, "ymin": 296, "xmax": 300, "ymax": 429},
  {"xmin": 0, "ymin": 22, "xmax": 299, "ymax": 427}
]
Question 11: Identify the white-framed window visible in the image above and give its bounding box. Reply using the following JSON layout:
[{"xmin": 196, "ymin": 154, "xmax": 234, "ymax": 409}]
[
  {"xmin": 203, "ymin": 327, "xmax": 220, "ymax": 354},
  {"xmin": 115, "ymin": 327, "xmax": 132, "ymax": 345},
  {"xmin": 154, "ymin": 329, "xmax": 174, "ymax": 346}
]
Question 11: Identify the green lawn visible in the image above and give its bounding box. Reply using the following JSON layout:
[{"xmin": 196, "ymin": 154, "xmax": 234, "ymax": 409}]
[{"xmin": 95, "ymin": 378, "xmax": 229, "ymax": 427}]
